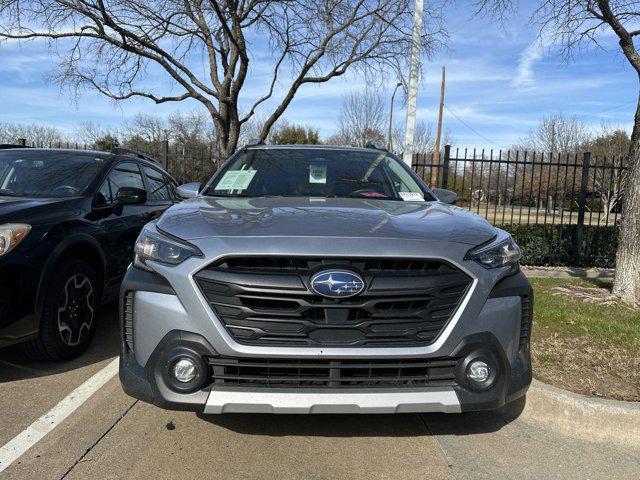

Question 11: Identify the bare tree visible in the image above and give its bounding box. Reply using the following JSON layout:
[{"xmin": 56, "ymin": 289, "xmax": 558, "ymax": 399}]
[
  {"xmin": 125, "ymin": 114, "xmax": 168, "ymax": 144},
  {"xmin": 583, "ymin": 124, "xmax": 630, "ymax": 158},
  {"xmin": 516, "ymin": 113, "xmax": 589, "ymax": 153},
  {"xmin": 237, "ymin": 115, "xmax": 266, "ymax": 148},
  {"xmin": 74, "ymin": 121, "xmax": 121, "ymax": 146},
  {"xmin": 168, "ymin": 111, "xmax": 214, "ymax": 148},
  {"xmin": 0, "ymin": 0, "xmax": 445, "ymax": 159},
  {"xmin": 328, "ymin": 90, "xmax": 387, "ymax": 146},
  {"xmin": 392, "ymin": 120, "xmax": 451, "ymax": 155},
  {"xmin": 581, "ymin": 126, "xmax": 629, "ymax": 220},
  {"xmin": 533, "ymin": 0, "xmax": 640, "ymax": 305},
  {"xmin": 0, "ymin": 122, "xmax": 66, "ymax": 146}
]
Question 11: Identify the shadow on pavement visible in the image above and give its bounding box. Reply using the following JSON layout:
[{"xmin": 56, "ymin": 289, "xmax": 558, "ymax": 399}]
[
  {"xmin": 197, "ymin": 396, "xmax": 526, "ymax": 438},
  {"xmin": 0, "ymin": 302, "xmax": 120, "ymax": 383},
  {"xmin": 421, "ymin": 396, "xmax": 527, "ymax": 436}
]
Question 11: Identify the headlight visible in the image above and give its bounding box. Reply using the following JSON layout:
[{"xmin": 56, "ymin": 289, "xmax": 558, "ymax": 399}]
[
  {"xmin": 0, "ymin": 224, "xmax": 31, "ymax": 257},
  {"xmin": 466, "ymin": 231, "xmax": 521, "ymax": 269},
  {"xmin": 134, "ymin": 225, "xmax": 202, "ymax": 272}
]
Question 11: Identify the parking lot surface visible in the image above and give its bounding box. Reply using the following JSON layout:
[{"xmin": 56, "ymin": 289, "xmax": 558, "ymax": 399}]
[{"xmin": 1, "ymin": 305, "xmax": 638, "ymax": 480}]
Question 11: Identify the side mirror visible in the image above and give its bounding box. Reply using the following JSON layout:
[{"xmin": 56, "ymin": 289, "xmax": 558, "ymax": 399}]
[
  {"xmin": 177, "ymin": 182, "xmax": 201, "ymax": 199},
  {"xmin": 433, "ymin": 188, "xmax": 457, "ymax": 205},
  {"xmin": 115, "ymin": 186, "xmax": 147, "ymax": 206}
]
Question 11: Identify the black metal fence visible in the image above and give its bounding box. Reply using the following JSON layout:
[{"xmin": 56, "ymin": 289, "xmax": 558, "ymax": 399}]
[
  {"xmin": 161, "ymin": 142, "xmax": 218, "ymax": 185},
  {"xmin": 412, "ymin": 145, "xmax": 627, "ymax": 267}
]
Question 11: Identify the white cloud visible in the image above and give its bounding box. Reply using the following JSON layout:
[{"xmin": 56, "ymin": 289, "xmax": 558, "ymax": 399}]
[{"xmin": 512, "ymin": 37, "xmax": 545, "ymax": 89}]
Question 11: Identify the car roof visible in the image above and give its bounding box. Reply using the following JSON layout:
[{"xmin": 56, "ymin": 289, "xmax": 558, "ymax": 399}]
[
  {"xmin": 0, "ymin": 147, "xmax": 112, "ymax": 157},
  {"xmin": 244, "ymin": 144, "xmax": 390, "ymax": 155},
  {"xmin": 0, "ymin": 147, "xmax": 165, "ymax": 168}
]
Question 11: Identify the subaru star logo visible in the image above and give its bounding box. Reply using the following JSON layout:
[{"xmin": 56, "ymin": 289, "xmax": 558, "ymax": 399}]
[{"xmin": 310, "ymin": 270, "xmax": 365, "ymax": 298}]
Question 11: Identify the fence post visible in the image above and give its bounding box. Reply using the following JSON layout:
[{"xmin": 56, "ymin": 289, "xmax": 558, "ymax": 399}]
[
  {"xmin": 160, "ymin": 139, "xmax": 169, "ymax": 169},
  {"xmin": 575, "ymin": 152, "xmax": 591, "ymax": 263},
  {"xmin": 441, "ymin": 145, "xmax": 451, "ymax": 189},
  {"xmin": 17, "ymin": 138, "xmax": 26, "ymax": 146}
]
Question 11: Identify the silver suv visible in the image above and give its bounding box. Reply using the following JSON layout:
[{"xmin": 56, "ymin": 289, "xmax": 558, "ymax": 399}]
[{"xmin": 119, "ymin": 145, "xmax": 532, "ymax": 414}]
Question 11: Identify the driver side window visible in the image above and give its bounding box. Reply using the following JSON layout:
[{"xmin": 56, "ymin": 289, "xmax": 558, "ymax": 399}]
[{"xmin": 96, "ymin": 162, "xmax": 145, "ymax": 206}]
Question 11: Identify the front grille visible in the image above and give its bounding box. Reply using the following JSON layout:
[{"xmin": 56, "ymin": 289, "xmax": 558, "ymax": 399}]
[
  {"xmin": 195, "ymin": 257, "xmax": 472, "ymax": 348},
  {"xmin": 213, "ymin": 256, "xmax": 458, "ymax": 276},
  {"xmin": 123, "ymin": 292, "xmax": 135, "ymax": 352},
  {"xmin": 208, "ymin": 357, "xmax": 459, "ymax": 388}
]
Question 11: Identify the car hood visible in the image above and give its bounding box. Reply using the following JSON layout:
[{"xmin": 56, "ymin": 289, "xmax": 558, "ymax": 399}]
[
  {"xmin": 0, "ymin": 196, "xmax": 71, "ymax": 220},
  {"xmin": 157, "ymin": 197, "xmax": 497, "ymax": 246}
]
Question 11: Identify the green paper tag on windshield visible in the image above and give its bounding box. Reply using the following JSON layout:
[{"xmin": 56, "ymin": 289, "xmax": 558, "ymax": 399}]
[{"xmin": 215, "ymin": 170, "xmax": 257, "ymax": 191}]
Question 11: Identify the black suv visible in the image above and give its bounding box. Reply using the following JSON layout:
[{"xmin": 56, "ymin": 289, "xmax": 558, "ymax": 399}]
[{"xmin": 0, "ymin": 147, "xmax": 180, "ymax": 360}]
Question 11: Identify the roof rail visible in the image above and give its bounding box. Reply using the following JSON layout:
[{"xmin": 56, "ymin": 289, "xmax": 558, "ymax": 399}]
[
  {"xmin": 110, "ymin": 147, "xmax": 159, "ymax": 164},
  {"xmin": 0, "ymin": 144, "xmax": 31, "ymax": 150},
  {"xmin": 365, "ymin": 141, "xmax": 388, "ymax": 152}
]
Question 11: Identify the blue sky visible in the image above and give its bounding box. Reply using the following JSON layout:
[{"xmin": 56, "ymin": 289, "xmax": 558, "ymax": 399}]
[{"xmin": 0, "ymin": 1, "xmax": 636, "ymax": 149}]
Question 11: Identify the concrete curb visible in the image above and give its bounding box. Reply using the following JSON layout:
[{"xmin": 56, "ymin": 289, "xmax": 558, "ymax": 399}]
[
  {"xmin": 522, "ymin": 379, "xmax": 640, "ymax": 449},
  {"xmin": 522, "ymin": 266, "xmax": 614, "ymax": 279}
]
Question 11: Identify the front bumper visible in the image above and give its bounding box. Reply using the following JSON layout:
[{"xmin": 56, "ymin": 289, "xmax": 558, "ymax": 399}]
[
  {"xmin": 0, "ymin": 257, "xmax": 40, "ymax": 348},
  {"xmin": 120, "ymin": 266, "xmax": 532, "ymax": 414},
  {"xmin": 203, "ymin": 388, "xmax": 461, "ymax": 414}
]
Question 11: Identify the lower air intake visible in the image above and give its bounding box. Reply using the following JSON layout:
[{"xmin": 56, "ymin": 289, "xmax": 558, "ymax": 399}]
[{"xmin": 208, "ymin": 357, "xmax": 459, "ymax": 388}]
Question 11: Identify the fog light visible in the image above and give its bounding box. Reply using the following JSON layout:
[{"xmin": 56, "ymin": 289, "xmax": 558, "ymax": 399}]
[
  {"xmin": 467, "ymin": 360, "xmax": 490, "ymax": 383},
  {"xmin": 173, "ymin": 358, "xmax": 198, "ymax": 383}
]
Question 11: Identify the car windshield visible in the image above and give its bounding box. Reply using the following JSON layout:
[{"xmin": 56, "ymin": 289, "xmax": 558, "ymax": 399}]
[
  {"xmin": 206, "ymin": 148, "xmax": 432, "ymax": 201},
  {"xmin": 0, "ymin": 150, "xmax": 105, "ymax": 198}
]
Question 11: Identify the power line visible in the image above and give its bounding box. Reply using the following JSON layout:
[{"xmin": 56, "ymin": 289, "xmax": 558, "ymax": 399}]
[
  {"xmin": 596, "ymin": 100, "xmax": 635, "ymax": 115},
  {"xmin": 444, "ymin": 105, "xmax": 507, "ymax": 150}
]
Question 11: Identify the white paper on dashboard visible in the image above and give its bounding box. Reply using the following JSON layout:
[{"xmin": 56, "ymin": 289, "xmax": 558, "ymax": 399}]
[{"xmin": 399, "ymin": 192, "xmax": 424, "ymax": 201}]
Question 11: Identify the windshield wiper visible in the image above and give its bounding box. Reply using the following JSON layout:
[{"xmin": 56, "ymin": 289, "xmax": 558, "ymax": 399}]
[
  {"xmin": 0, "ymin": 189, "xmax": 19, "ymax": 197},
  {"xmin": 210, "ymin": 194, "xmax": 279, "ymax": 198}
]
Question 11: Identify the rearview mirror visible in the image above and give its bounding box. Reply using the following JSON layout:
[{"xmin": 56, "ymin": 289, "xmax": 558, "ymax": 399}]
[
  {"xmin": 115, "ymin": 187, "xmax": 147, "ymax": 206},
  {"xmin": 433, "ymin": 188, "xmax": 457, "ymax": 205},
  {"xmin": 177, "ymin": 182, "xmax": 201, "ymax": 199}
]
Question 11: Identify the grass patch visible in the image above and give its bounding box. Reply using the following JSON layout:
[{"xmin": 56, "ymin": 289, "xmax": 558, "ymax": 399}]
[
  {"xmin": 531, "ymin": 278, "xmax": 640, "ymax": 352},
  {"xmin": 536, "ymin": 353, "xmax": 556, "ymax": 364},
  {"xmin": 530, "ymin": 277, "xmax": 640, "ymax": 401}
]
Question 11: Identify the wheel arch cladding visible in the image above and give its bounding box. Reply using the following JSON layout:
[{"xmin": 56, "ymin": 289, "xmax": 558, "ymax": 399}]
[{"xmin": 36, "ymin": 235, "xmax": 107, "ymax": 313}]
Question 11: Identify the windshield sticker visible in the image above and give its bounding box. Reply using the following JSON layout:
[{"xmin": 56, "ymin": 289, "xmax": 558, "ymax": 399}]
[
  {"xmin": 215, "ymin": 170, "xmax": 257, "ymax": 191},
  {"xmin": 309, "ymin": 164, "xmax": 327, "ymax": 184},
  {"xmin": 399, "ymin": 192, "xmax": 424, "ymax": 202}
]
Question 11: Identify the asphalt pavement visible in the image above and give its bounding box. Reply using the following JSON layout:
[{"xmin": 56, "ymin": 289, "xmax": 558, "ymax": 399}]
[{"xmin": 0, "ymin": 304, "xmax": 638, "ymax": 480}]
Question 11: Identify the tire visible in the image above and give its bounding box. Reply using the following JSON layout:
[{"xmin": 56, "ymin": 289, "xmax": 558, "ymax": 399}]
[{"xmin": 22, "ymin": 260, "xmax": 99, "ymax": 361}]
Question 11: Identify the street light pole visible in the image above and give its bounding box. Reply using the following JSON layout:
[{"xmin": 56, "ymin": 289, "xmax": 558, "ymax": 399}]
[
  {"xmin": 402, "ymin": 0, "xmax": 424, "ymax": 167},
  {"xmin": 387, "ymin": 81, "xmax": 403, "ymax": 152}
]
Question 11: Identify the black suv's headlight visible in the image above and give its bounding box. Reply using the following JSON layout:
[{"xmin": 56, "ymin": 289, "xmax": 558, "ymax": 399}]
[
  {"xmin": 466, "ymin": 231, "xmax": 521, "ymax": 269},
  {"xmin": 0, "ymin": 223, "xmax": 31, "ymax": 257},
  {"xmin": 134, "ymin": 225, "xmax": 202, "ymax": 272}
]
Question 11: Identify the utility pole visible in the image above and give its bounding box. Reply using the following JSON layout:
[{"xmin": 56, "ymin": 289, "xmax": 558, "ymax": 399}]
[
  {"xmin": 402, "ymin": 0, "xmax": 424, "ymax": 167},
  {"xmin": 388, "ymin": 81, "xmax": 403, "ymax": 152},
  {"xmin": 431, "ymin": 65, "xmax": 446, "ymax": 189}
]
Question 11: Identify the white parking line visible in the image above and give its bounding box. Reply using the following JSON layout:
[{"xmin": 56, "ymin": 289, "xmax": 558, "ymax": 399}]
[{"xmin": 0, "ymin": 357, "xmax": 119, "ymax": 474}]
